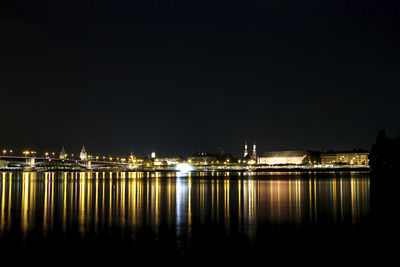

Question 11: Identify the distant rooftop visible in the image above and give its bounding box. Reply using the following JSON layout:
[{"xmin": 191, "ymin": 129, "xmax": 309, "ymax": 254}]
[
  {"xmin": 322, "ymin": 149, "xmax": 369, "ymax": 154},
  {"xmin": 261, "ymin": 151, "xmax": 308, "ymax": 157}
]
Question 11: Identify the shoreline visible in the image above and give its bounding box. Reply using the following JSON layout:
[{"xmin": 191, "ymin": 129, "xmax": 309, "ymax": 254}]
[{"xmin": 0, "ymin": 166, "xmax": 370, "ymax": 173}]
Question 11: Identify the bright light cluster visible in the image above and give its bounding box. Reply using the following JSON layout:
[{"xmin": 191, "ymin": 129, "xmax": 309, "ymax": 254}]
[{"xmin": 175, "ymin": 163, "xmax": 193, "ymax": 173}]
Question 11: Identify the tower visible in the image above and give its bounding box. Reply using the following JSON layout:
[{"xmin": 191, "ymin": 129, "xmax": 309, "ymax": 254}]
[
  {"xmin": 252, "ymin": 141, "xmax": 257, "ymax": 159},
  {"xmin": 80, "ymin": 145, "xmax": 88, "ymax": 160},
  {"xmin": 151, "ymin": 150, "xmax": 156, "ymax": 159},
  {"xmin": 244, "ymin": 141, "xmax": 248, "ymax": 157},
  {"xmin": 59, "ymin": 146, "xmax": 66, "ymax": 160}
]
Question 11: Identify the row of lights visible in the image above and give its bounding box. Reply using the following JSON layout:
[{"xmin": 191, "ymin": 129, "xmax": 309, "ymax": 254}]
[
  {"xmin": 2, "ymin": 149, "xmax": 13, "ymax": 155},
  {"xmin": 3, "ymin": 149, "xmax": 255, "ymax": 166},
  {"xmin": 2, "ymin": 149, "xmax": 130, "ymax": 163},
  {"xmin": 186, "ymin": 158, "xmax": 255, "ymax": 165}
]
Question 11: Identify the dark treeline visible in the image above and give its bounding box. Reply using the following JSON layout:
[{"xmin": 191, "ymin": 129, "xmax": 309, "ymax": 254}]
[
  {"xmin": 369, "ymin": 131, "xmax": 399, "ymax": 245},
  {"xmin": 370, "ymin": 130, "xmax": 400, "ymax": 172}
]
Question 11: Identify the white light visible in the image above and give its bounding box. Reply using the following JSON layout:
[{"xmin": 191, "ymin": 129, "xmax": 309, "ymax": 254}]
[{"xmin": 176, "ymin": 163, "xmax": 193, "ymax": 173}]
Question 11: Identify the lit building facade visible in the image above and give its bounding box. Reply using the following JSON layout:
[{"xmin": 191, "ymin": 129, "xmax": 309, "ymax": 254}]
[
  {"xmin": 321, "ymin": 152, "xmax": 369, "ymax": 167},
  {"xmin": 257, "ymin": 151, "xmax": 311, "ymax": 165}
]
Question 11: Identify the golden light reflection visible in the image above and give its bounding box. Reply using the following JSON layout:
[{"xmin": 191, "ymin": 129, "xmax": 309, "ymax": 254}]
[
  {"xmin": 0, "ymin": 171, "xmax": 371, "ymax": 239},
  {"xmin": 16, "ymin": 172, "xmax": 37, "ymax": 238},
  {"xmin": 0, "ymin": 175, "xmax": 5, "ymax": 234}
]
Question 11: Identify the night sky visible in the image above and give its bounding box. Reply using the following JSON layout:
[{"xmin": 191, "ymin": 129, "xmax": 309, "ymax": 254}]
[{"xmin": 1, "ymin": 0, "xmax": 399, "ymax": 157}]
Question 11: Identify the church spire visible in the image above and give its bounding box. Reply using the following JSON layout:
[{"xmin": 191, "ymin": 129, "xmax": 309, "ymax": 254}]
[
  {"xmin": 80, "ymin": 145, "xmax": 88, "ymax": 160},
  {"xmin": 60, "ymin": 146, "xmax": 66, "ymax": 160},
  {"xmin": 252, "ymin": 141, "xmax": 257, "ymax": 159},
  {"xmin": 244, "ymin": 141, "xmax": 248, "ymax": 157}
]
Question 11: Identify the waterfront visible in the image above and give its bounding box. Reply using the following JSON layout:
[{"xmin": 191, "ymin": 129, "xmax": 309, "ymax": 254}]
[{"xmin": 0, "ymin": 170, "xmax": 393, "ymax": 264}]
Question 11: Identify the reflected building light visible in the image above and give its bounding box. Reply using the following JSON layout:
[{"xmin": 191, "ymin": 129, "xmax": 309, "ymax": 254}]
[
  {"xmin": 176, "ymin": 177, "xmax": 189, "ymax": 237},
  {"xmin": 21, "ymin": 173, "xmax": 30, "ymax": 237},
  {"xmin": 1, "ymin": 174, "xmax": 7, "ymax": 234},
  {"xmin": 0, "ymin": 171, "xmax": 372, "ymax": 243}
]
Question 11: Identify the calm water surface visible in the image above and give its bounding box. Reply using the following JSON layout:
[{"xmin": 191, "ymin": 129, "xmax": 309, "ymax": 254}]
[{"xmin": 0, "ymin": 171, "xmax": 388, "ymax": 263}]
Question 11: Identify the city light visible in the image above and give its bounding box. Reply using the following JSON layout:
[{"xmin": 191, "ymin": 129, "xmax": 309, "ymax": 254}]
[{"xmin": 176, "ymin": 163, "xmax": 193, "ymax": 173}]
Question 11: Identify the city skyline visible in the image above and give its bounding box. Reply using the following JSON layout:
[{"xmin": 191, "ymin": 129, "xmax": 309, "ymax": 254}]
[{"xmin": 1, "ymin": 138, "xmax": 372, "ymax": 159}]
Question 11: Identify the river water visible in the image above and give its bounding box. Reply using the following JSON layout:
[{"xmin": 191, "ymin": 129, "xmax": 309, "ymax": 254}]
[{"xmin": 0, "ymin": 171, "xmax": 394, "ymax": 264}]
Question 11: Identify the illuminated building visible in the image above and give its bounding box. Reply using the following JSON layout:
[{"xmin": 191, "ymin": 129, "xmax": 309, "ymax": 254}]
[
  {"xmin": 321, "ymin": 152, "xmax": 369, "ymax": 167},
  {"xmin": 80, "ymin": 145, "xmax": 88, "ymax": 160},
  {"xmin": 59, "ymin": 146, "xmax": 66, "ymax": 160},
  {"xmin": 257, "ymin": 151, "xmax": 311, "ymax": 165},
  {"xmin": 151, "ymin": 150, "xmax": 156, "ymax": 159}
]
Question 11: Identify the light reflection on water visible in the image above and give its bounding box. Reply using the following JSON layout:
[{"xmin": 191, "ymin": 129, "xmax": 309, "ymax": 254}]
[{"xmin": 0, "ymin": 171, "xmax": 370, "ymax": 241}]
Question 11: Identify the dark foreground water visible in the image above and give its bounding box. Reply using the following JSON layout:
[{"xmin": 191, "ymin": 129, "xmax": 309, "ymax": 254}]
[{"xmin": 0, "ymin": 171, "xmax": 397, "ymax": 264}]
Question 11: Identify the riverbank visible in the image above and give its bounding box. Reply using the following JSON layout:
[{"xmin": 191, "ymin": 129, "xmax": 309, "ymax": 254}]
[{"xmin": 0, "ymin": 166, "xmax": 370, "ymax": 173}]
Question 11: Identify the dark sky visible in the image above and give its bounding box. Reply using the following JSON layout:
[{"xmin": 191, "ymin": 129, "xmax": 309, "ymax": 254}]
[{"xmin": 1, "ymin": 0, "xmax": 400, "ymax": 157}]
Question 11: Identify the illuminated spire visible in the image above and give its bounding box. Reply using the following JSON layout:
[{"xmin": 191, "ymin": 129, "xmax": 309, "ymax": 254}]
[
  {"xmin": 80, "ymin": 145, "xmax": 88, "ymax": 160},
  {"xmin": 244, "ymin": 141, "xmax": 248, "ymax": 157},
  {"xmin": 59, "ymin": 146, "xmax": 66, "ymax": 160},
  {"xmin": 252, "ymin": 141, "xmax": 257, "ymax": 159}
]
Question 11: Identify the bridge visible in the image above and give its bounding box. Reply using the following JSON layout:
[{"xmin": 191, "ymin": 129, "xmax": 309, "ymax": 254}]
[{"xmin": 0, "ymin": 155, "xmax": 137, "ymax": 171}]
